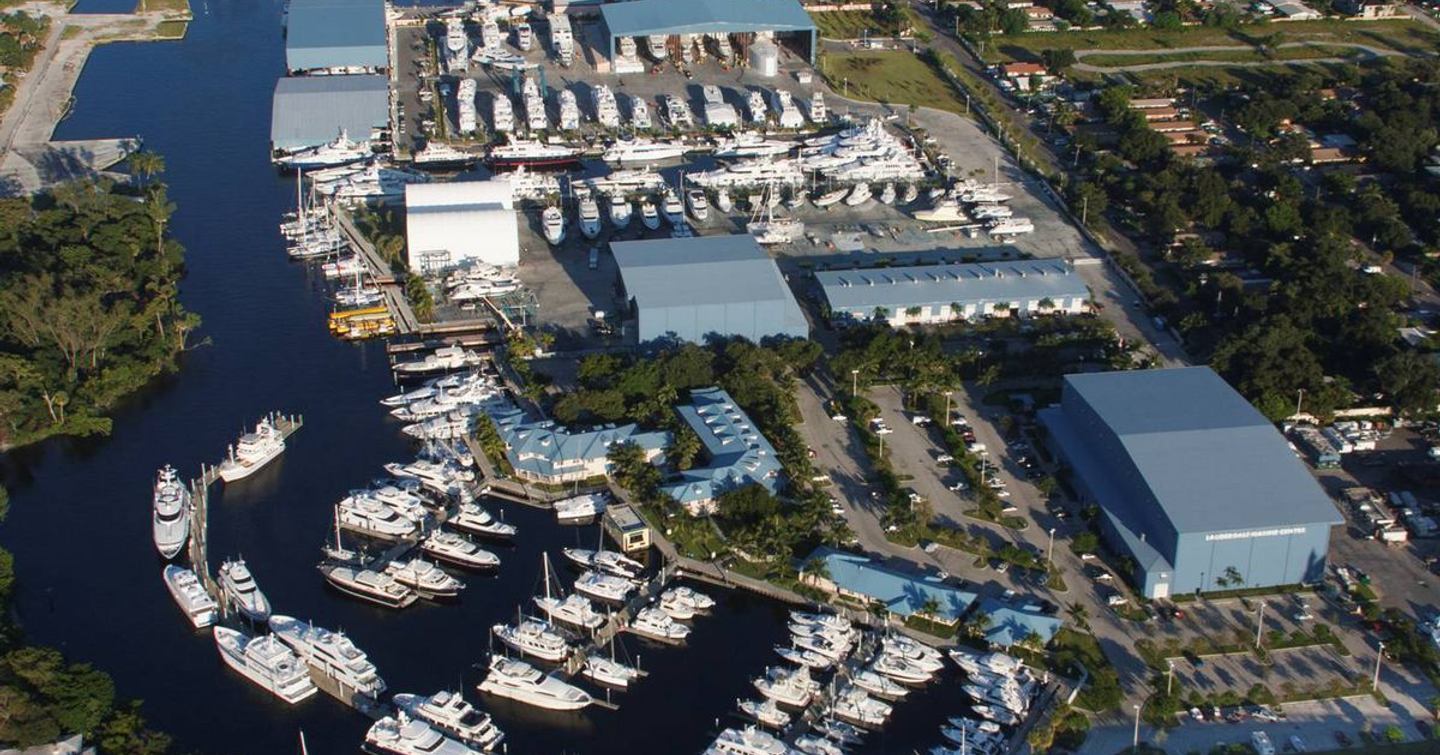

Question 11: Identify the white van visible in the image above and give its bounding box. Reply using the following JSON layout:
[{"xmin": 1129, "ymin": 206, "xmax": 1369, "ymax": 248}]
[{"xmin": 1251, "ymin": 731, "xmax": 1276, "ymax": 755}]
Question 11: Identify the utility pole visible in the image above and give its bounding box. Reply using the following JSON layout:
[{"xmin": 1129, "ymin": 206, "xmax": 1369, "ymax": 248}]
[
  {"xmin": 851, "ymin": 369, "xmax": 860, "ymax": 398},
  {"xmin": 1046, "ymin": 527, "xmax": 1056, "ymax": 567},
  {"xmin": 1166, "ymin": 659, "xmax": 1175, "ymax": 695},
  {"xmin": 1373, "ymin": 641, "xmax": 1386, "ymax": 691},
  {"xmin": 944, "ymin": 390, "xmax": 953, "ymax": 422},
  {"xmin": 1255, "ymin": 601, "xmax": 1266, "ymax": 649},
  {"xmin": 1081, "ymin": 195, "xmax": 1088, "ymax": 227},
  {"xmin": 1132, "ymin": 703, "xmax": 1142, "ymax": 748},
  {"xmin": 1295, "ymin": 389, "xmax": 1305, "ymax": 417}
]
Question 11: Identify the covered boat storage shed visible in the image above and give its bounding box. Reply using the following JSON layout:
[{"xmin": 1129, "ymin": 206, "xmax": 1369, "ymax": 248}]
[
  {"xmin": 284, "ymin": 0, "xmax": 388, "ymax": 73},
  {"xmin": 270, "ymin": 75, "xmax": 390, "ymax": 153},
  {"xmin": 598, "ymin": 0, "xmax": 818, "ymax": 64}
]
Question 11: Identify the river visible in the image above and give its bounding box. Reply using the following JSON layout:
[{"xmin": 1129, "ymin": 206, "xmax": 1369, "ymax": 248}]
[{"xmin": 0, "ymin": 1, "xmax": 968, "ymax": 752}]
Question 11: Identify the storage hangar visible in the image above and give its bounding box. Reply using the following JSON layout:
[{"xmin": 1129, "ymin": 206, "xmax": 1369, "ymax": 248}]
[
  {"xmin": 270, "ymin": 75, "xmax": 389, "ymax": 153},
  {"xmin": 404, "ymin": 180, "xmax": 518, "ymax": 272},
  {"xmin": 598, "ymin": 0, "xmax": 817, "ymax": 64},
  {"xmin": 285, "ymin": 0, "xmax": 388, "ymax": 73},
  {"xmin": 1039, "ymin": 367, "xmax": 1341, "ymax": 600},
  {"xmin": 611, "ymin": 234, "xmax": 807, "ymax": 344},
  {"xmin": 815, "ymin": 260, "xmax": 1090, "ymax": 326}
]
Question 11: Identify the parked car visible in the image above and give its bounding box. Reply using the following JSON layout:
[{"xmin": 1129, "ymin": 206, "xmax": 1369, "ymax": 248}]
[
  {"xmin": 935, "ymin": 453, "xmax": 955, "ymax": 465},
  {"xmin": 948, "ymin": 480, "xmax": 969, "ymax": 492}
]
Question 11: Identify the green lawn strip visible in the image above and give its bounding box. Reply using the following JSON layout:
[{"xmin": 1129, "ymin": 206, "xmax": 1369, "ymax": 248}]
[
  {"xmin": 822, "ymin": 51, "xmax": 971, "ymax": 118},
  {"xmin": 1079, "ymin": 44, "xmax": 1366, "ymax": 67}
]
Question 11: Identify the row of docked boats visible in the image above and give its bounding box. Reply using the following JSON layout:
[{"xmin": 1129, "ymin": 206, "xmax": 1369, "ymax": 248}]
[{"xmin": 909, "ymin": 177, "xmax": 1035, "ymax": 238}]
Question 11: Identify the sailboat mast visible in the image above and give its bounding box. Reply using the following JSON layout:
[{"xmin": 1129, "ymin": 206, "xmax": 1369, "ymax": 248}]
[{"xmin": 543, "ymin": 551, "xmax": 553, "ymax": 600}]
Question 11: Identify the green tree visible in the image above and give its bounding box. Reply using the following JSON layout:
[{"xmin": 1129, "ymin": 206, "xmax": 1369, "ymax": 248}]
[
  {"xmin": 1374, "ymin": 351, "xmax": 1440, "ymax": 416},
  {"xmin": 1042, "ymin": 48, "xmax": 1076, "ymax": 72}
]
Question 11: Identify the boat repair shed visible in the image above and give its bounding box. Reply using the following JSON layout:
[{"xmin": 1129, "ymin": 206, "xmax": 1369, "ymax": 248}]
[
  {"xmin": 270, "ymin": 75, "xmax": 389, "ymax": 152},
  {"xmin": 598, "ymin": 0, "xmax": 817, "ymax": 63},
  {"xmin": 405, "ymin": 180, "xmax": 518, "ymax": 272},
  {"xmin": 285, "ymin": 0, "xmax": 388, "ymax": 73}
]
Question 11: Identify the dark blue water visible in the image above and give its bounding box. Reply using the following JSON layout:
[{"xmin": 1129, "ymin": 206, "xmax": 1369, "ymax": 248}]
[{"xmin": 0, "ymin": 3, "xmax": 969, "ymax": 753}]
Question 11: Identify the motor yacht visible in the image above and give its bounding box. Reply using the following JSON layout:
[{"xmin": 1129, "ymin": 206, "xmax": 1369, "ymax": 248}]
[
  {"xmin": 790, "ymin": 633, "xmax": 849, "ymax": 662},
  {"xmin": 844, "ymin": 183, "xmax": 872, "ymax": 207},
  {"xmin": 793, "ymin": 736, "xmax": 843, "ymax": 755},
  {"xmin": 738, "ymin": 698, "xmax": 790, "ymax": 729},
  {"xmin": 214, "ymin": 627, "xmax": 317, "ymax": 704},
  {"xmin": 402, "ymin": 410, "xmax": 476, "ymax": 442},
  {"xmin": 829, "ymin": 687, "xmax": 891, "ymax": 728},
  {"xmin": 948, "ymin": 648, "xmax": 1023, "ymax": 676},
  {"xmin": 269, "ymin": 614, "xmax": 386, "ymax": 698},
  {"xmin": 901, "ymin": 183, "xmax": 919, "ymax": 203},
  {"xmin": 276, "ymin": 130, "xmax": 371, "ymax": 170},
  {"xmin": 745, "ymin": 91, "xmax": 767, "ymax": 124},
  {"xmin": 869, "ymin": 653, "xmax": 934, "ymax": 685},
  {"xmin": 219, "ymin": 558, "xmax": 271, "ymax": 623},
  {"xmin": 852, "ymin": 668, "xmax": 909, "ymax": 699},
  {"xmin": 423, "ymin": 531, "xmax": 500, "ymax": 571},
  {"xmin": 639, "ymin": 198, "xmax": 660, "ymax": 230},
  {"xmin": 704, "ymin": 726, "xmax": 797, "ymax": 755},
  {"xmin": 514, "ymin": 21, "xmax": 532, "ymax": 51},
  {"xmin": 366, "ymin": 713, "xmax": 482, "ymax": 755},
  {"xmin": 754, "ymin": 665, "xmax": 815, "ymax": 708},
  {"xmin": 560, "ymin": 547, "xmax": 644, "ymax": 579},
  {"xmin": 774, "ymin": 645, "xmax": 834, "ymax": 671},
  {"xmin": 385, "ymin": 456, "xmax": 475, "ymax": 489},
  {"xmin": 542, "ymin": 205, "xmax": 565, "ymax": 245},
  {"xmin": 592, "ymin": 84, "xmax": 621, "ymax": 128},
  {"xmin": 486, "ymin": 139, "xmax": 581, "ymax": 169},
  {"xmin": 713, "ymin": 132, "xmax": 792, "ymax": 159},
  {"xmin": 577, "ymin": 189, "xmax": 602, "ymax": 239},
  {"xmin": 627, "ymin": 606, "xmax": 690, "ymax": 643},
  {"xmin": 687, "ymin": 158, "xmax": 806, "ymax": 189},
  {"xmin": 811, "ymin": 719, "xmax": 865, "ymax": 748},
  {"xmin": 164, "ymin": 564, "xmax": 218, "ymax": 629},
  {"xmin": 602, "ymin": 138, "xmax": 686, "ymax": 164},
  {"xmin": 385, "ymin": 558, "xmax": 463, "ymax": 600},
  {"xmin": 988, "ymin": 217, "xmax": 1034, "ymax": 237},
  {"xmin": 912, "ymin": 200, "xmax": 969, "ymax": 223},
  {"xmin": 573, "ymin": 569, "xmax": 635, "ymax": 603},
  {"xmin": 449, "ymin": 503, "xmax": 516, "ymax": 539},
  {"xmin": 661, "ymin": 189, "xmax": 685, "ymax": 225},
  {"xmin": 394, "ymin": 345, "xmax": 485, "ymax": 376},
  {"xmin": 715, "ymin": 188, "xmax": 733, "ymax": 212},
  {"xmin": 663, "ymin": 585, "xmax": 714, "ymax": 611},
  {"xmin": 476, "ymin": 656, "xmax": 592, "ymax": 710},
  {"xmin": 628, "ymin": 94, "xmax": 652, "ymax": 129},
  {"xmin": 217, "ymin": 418, "xmax": 285, "ymax": 482},
  {"xmin": 493, "ymin": 618, "xmax": 570, "ymax": 662},
  {"xmin": 879, "ymin": 182, "xmax": 897, "ymax": 205},
  {"xmin": 491, "ymin": 95, "xmax": 514, "ymax": 133},
  {"xmin": 337, "ymin": 497, "xmax": 419, "ymax": 540},
  {"xmin": 152, "ymin": 465, "xmax": 190, "ymax": 560},
  {"xmin": 685, "ymin": 189, "xmax": 709, "ymax": 222},
  {"xmin": 606, "ymin": 195, "xmax": 632, "ymax": 230},
  {"xmin": 583, "ymin": 168, "xmax": 667, "ymax": 195},
  {"xmin": 813, "ymin": 187, "xmax": 847, "ymax": 208},
  {"xmin": 393, "ymin": 690, "xmax": 505, "ymax": 752},
  {"xmin": 413, "ymin": 142, "xmax": 476, "ymax": 171},
  {"xmin": 881, "ymin": 634, "xmax": 945, "ymax": 671},
  {"xmin": 970, "ymin": 704, "xmax": 1020, "ymax": 726},
  {"xmin": 582, "ymin": 653, "xmax": 641, "ymax": 689},
  {"xmin": 646, "ymin": 34, "xmax": 666, "ymax": 60},
  {"xmin": 320, "ymin": 564, "xmax": 419, "ymax": 609}
]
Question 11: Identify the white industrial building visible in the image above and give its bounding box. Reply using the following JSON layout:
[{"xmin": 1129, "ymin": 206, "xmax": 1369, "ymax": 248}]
[
  {"xmin": 404, "ymin": 180, "xmax": 519, "ymax": 273},
  {"xmin": 815, "ymin": 260, "xmax": 1091, "ymax": 326}
]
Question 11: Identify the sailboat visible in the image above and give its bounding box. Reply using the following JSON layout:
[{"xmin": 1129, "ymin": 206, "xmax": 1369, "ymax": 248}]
[
  {"xmin": 582, "ymin": 623, "xmax": 641, "ymax": 689},
  {"xmin": 533, "ymin": 552, "xmax": 604, "ymax": 630},
  {"xmin": 746, "ymin": 183, "xmax": 803, "ymax": 245}
]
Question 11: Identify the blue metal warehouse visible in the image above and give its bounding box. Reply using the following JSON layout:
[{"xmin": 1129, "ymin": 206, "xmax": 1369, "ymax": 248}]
[
  {"xmin": 815, "ymin": 260, "xmax": 1091, "ymax": 326},
  {"xmin": 612, "ymin": 235, "xmax": 808, "ymax": 345},
  {"xmin": 598, "ymin": 0, "xmax": 817, "ymax": 63},
  {"xmin": 270, "ymin": 75, "xmax": 389, "ymax": 152},
  {"xmin": 285, "ymin": 0, "xmax": 387, "ymax": 73},
  {"xmin": 1040, "ymin": 367, "xmax": 1341, "ymax": 600}
]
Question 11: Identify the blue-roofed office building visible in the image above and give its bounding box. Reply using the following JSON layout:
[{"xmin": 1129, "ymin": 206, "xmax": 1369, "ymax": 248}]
[
  {"xmin": 1040, "ymin": 367, "xmax": 1341, "ymax": 599},
  {"xmin": 975, "ymin": 598, "xmax": 1064, "ymax": 648},
  {"xmin": 270, "ymin": 75, "xmax": 389, "ymax": 152},
  {"xmin": 285, "ymin": 0, "xmax": 387, "ymax": 73},
  {"xmin": 802, "ymin": 547, "xmax": 978, "ymax": 625},
  {"xmin": 492, "ymin": 409, "xmax": 671, "ymax": 485},
  {"xmin": 815, "ymin": 261, "xmax": 1090, "ymax": 327},
  {"xmin": 662, "ymin": 387, "xmax": 784, "ymax": 515},
  {"xmin": 612, "ymin": 235, "xmax": 808, "ymax": 345},
  {"xmin": 599, "ymin": 0, "xmax": 817, "ymax": 63}
]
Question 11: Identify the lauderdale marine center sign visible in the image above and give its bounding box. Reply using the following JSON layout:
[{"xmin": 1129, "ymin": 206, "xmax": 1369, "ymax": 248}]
[{"xmin": 1205, "ymin": 527, "xmax": 1307, "ymax": 542}]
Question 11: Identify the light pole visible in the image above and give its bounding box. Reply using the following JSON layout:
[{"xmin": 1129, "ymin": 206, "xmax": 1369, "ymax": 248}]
[
  {"xmin": 851, "ymin": 369, "xmax": 860, "ymax": 398},
  {"xmin": 1166, "ymin": 659, "xmax": 1175, "ymax": 695},
  {"xmin": 1373, "ymin": 641, "xmax": 1386, "ymax": 691},
  {"xmin": 1131, "ymin": 703, "xmax": 1142, "ymax": 748},
  {"xmin": 1295, "ymin": 388, "xmax": 1305, "ymax": 417},
  {"xmin": 1254, "ymin": 601, "xmax": 1266, "ymax": 649},
  {"xmin": 878, "ymin": 432, "xmax": 885, "ymax": 457},
  {"xmin": 1046, "ymin": 527, "xmax": 1056, "ymax": 567},
  {"xmin": 944, "ymin": 390, "xmax": 953, "ymax": 422}
]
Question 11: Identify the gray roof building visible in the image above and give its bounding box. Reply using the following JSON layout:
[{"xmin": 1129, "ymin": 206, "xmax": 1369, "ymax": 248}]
[
  {"xmin": 492, "ymin": 407, "xmax": 670, "ymax": 484},
  {"xmin": 815, "ymin": 260, "xmax": 1089, "ymax": 323},
  {"xmin": 612, "ymin": 235, "xmax": 808, "ymax": 345},
  {"xmin": 599, "ymin": 0, "xmax": 816, "ymax": 62},
  {"xmin": 662, "ymin": 387, "xmax": 784, "ymax": 513},
  {"xmin": 285, "ymin": 0, "xmax": 387, "ymax": 73},
  {"xmin": 270, "ymin": 75, "xmax": 389, "ymax": 152},
  {"xmin": 1041, "ymin": 367, "xmax": 1341, "ymax": 599}
]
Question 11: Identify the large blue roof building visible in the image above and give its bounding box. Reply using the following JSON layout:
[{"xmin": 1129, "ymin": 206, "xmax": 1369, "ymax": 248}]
[
  {"xmin": 1040, "ymin": 367, "xmax": 1341, "ymax": 599},
  {"xmin": 598, "ymin": 0, "xmax": 817, "ymax": 63},
  {"xmin": 802, "ymin": 547, "xmax": 978, "ymax": 625},
  {"xmin": 270, "ymin": 75, "xmax": 389, "ymax": 152},
  {"xmin": 662, "ymin": 387, "xmax": 784, "ymax": 515},
  {"xmin": 285, "ymin": 0, "xmax": 388, "ymax": 73}
]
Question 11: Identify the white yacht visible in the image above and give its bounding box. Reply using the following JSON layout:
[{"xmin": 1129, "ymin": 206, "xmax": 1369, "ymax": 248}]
[
  {"xmin": 385, "ymin": 558, "xmax": 464, "ymax": 600},
  {"xmin": 217, "ymin": 418, "xmax": 285, "ymax": 483},
  {"xmin": 738, "ymin": 698, "xmax": 791, "ymax": 729},
  {"xmin": 808, "ymin": 92, "xmax": 827, "ymax": 124},
  {"xmin": 542, "ymin": 205, "xmax": 565, "ymax": 245},
  {"xmin": 494, "ymin": 617, "xmax": 571, "ymax": 662},
  {"xmin": 685, "ymin": 189, "xmax": 709, "ymax": 222},
  {"xmin": 662, "ymin": 94, "xmax": 693, "ymax": 128},
  {"xmin": 830, "ymin": 687, "xmax": 891, "ymax": 728},
  {"xmin": 592, "ymin": 84, "xmax": 621, "ymax": 128},
  {"xmin": 386, "ymin": 457, "xmax": 475, "ymax": 490},
  {"xmin": 705, "ymin": 726, "xmax": 797, "ymax": 755},
  {"xmin": 449, "ymin": 277, "xmax": 521, "ymax": 302},
  {"xmin": 584, "ymin": 168, "xmax": 667, "ymax": 196},
  {"xmin": 958, "ymin": 186, "xmax": 1012, "ymax": 203},
  {"xmin": 163, "ymin": 564, "xmax": 218, "ymax": 629},
  {"xmin": 639, "ymin": 198, "xmax": 660, "ymax": 230},
  {"xmin": 661, "ymin": 189, "xmax": 685, "ymax": 225},
  {"xmin": 276, "ymin": 130, "xmax": 371, "ymax": 170},
  {"xmin": 646, "ymin": 34, "xmax": 666, "ymax": 60},
  {"xmin": 794, "ymin": 736, "xmax": 844, "ymax": 755},
  {"xmin": 879, "ymin": 182, "xmax": 897, "ymax": 205},
  {"xmin": 713, "ymin": 132, "xmax": 793, "ymax": 159},
  {"xmin": 450, "ymin": 503, "xmax": 516, "ymax": 539},
  {"xmin": 366, "ymin": 714, "xmax": 482, "ymax": 755},
  {"xmin": 219, "ymin": 558, "xmax": 271, "ymax": 623},
  {"xmin": 844, "ymin": 182, "xmax": 873, "ymax": 206},
  {"xmin": 971, "ymin": 704, "xmax": 1021, "ymax": 726},
  {"xmin": 515, "ymin": 22, "xmax": 533, "ymax": 51},
  {"xmin": 629, "ymin": 95, "xmax": 652, "ymax": 129},
  {"xmin": 554, "ymin": 493, "xmax": 606, "ymax": 523},
  {"xmin": 443, "ymin": 18, "xmax": 469, "ymax": 71},
  {"xmin": 852, "ymin": 669, "xmax": 908, "ymax": 699},
  {"xmin": 577, "ymin": 190, "xmax": 602, "ymax": 239},
  {"xmin": 687, "ymin": 158, "xmax": 806, "ymax": 189},
  {"xmin": 754, "ymin": 666, "xmax": 815, "ymax": 708},
  {"xmin": 774, "ymin": 645, "xmax": 833, "ymax": 671},
  {"xmin": 423, "ymin": 531, "xmax": 500, "ymax": 571},
  {"xmin": 617, "ymin": 35, "xmax": 636, "ymax": 59},
  {"xmin": 491, "ymin": 95, "xmax": 515, "ymax": 134},
  {"xmin": 988, "ymin": 217, "xmax": 1034, "ymax": 237},
  {"xmin": 790, "ymin": 633, "xmax": 849, "ymax": 662},
  {"xmin": 902, "ymin": 183, "xmax": 919, "ymax": 203},
  {"xmin": 869, "ymin": 653, "xmax": 933, "ymax": 685},
  {"xmin": 790, "ymin": 611, "xmax": 850, "ymax": 632},
  {"xmin": 813, "ymin": 187, "xmax": 848, "ymax": 208},
  {"xmin": 476, "ymin": 656, "xmax": 592, "ymax": 711},
  {"xmin": 663, "ymin": 585, "xmax": 714, "ymax": 611},
  {"xmin": 606, "ymin": 195, "xmax": 632, "ymax": 230},
  {"xmin": 971, "ymin": 203, "xmax": 1012, "ymax": 220},
  {"xmin": 557, "ymin": 89, "xmax": 581, "ymax": 131},
  {"xmin": 881, "ymin": 634, "xmax": 944, "ymax": 671},
  {"xmin": 320, "ymin": 564, "xmax": 419, "ymax": 609},
  {"xmin": 486, "ymin": 139, "xmax": 580, "ymax": 169},
  {"xmin": 658, "ymin": 591, "xmax": 695, "ymax": 620},
  {"xmin": 394, "ymin": 345, "xmax": 485, "ymax": 376},
  {"xmin": 401, "ymin": 410, "xmax": 475, "ymax": 442},
  {"xmin": 560, "ymin": 547, "xmax": 644, "ymax": 579},
  {"xmin": 270, "ymin": 614, "xmax": 386, "ymax": 698},
  {"xmin": 573, "ymin": 569, "xmax": 635, "ymax": 603},
  {"xmin": 152, "ymin": 465, "xmax": 190, "ymax": 560},
  {"xmin": 912, "ymin": 200, "xmax": 968, "ymax": 223},
  {"xmin": 337, "ymin": 497, "xmax": 419, "ymax": 540},
  {"xmin": 535, "ymin": 591, "xmax": 604, "ymax": 630},
  {"xmin": 393, "ymin": 691, "xmax": 505, "ymax": 752},
  {"xmin": 715, "ymin": 188, "xmax": 734, "ymax": 212},
  {"xmin": 602, "ymin": 138, "xmax": 687, "ymax": 164},
  {"xmin": 214, "ymin": 627, "xmax": 317, "ymax": 704},
  {"xmin": 746, "ymin": 91, "xmax": 768, "ymax": 124},
  {"xmin": 812, "ymin": 719, "xmax": 865, "ymax": 748},
  {"xmin": 627, "ymin": 606, "xmax": 690, "ymax": 643}
]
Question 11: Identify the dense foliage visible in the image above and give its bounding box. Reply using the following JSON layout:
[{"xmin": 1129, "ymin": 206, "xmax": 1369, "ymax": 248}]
[
  {"xmin": 0, "ymin": 12, "xmax": 47, "ymax": 71},
  {"xmin": 0, "ymin": 168, "xmax": 197, "ymax": 447},
  {"xmin": 1068, "ymin": 63, "xmax": 1440, "ymax": 417},
  {"xmin": 0, "ymin": 485, "xmax": 171, "ymax": 752}
]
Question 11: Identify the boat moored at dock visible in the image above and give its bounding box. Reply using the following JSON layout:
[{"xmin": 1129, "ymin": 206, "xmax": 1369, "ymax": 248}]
[
  {"xmin": 217, "ymin": 418, "xmax": 286, "ymax": 483},
  {"xmin": 476, "ymin": 656, "xmax": 592, "ymax": 711},
  {"xmin": 365, "ymin": 713, "xmax": 483, "ymax": 755},
  {"xmin": 270, "ymin": 615, "xmax": 387, "ymax": 699},
  {"xmin": 319, "ymin": 564, "xmax": 420, "ymax": 609},
  {"xmin": 163, "ymin": 564, "xmax": 218, "ymax": 629},
  {"xmin": 152, "ymin": 465, "xmax": 190, "ymax": 560},
  {"xmin": 393, "ymin": 691, "xmax": 505, "ymax": 752},
  {"xmin": 218, "ymin": 558, "xmax": 272, "ymax": 623},
  {"xmin": 213, "ymin": 627, "xmax": 317, "ymax": 704},
  {"xmin": 422, "ymin": 531, "xmax": 500, "ymax": 571}
]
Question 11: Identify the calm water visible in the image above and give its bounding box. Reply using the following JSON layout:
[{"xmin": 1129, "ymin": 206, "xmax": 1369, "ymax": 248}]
[{"xmin": 0, "ymin": 2, "xmax": 967, "ymax": 753}]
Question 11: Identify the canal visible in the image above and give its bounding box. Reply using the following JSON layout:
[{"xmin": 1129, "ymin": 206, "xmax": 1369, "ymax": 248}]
[{"xmin": 0, "ymin": 1, "xmax": 971, "ymax": 752}]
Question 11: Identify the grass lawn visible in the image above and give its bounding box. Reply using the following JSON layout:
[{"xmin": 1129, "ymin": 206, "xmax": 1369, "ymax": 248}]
[
  {"xmin": 1079, "ymin": 44, "xmax": 1368, "ymax": 67},
  {"xmin": 822, "ymin": 51, "xmax": 971, "ymax": 118},
  {"xmin": 812, "ymin": 9, "xmax": 898, "ymax": 40},
  {"xmin": 154, "ymin": 20, "xmax": 187, "ymax": 38},
  {"xmin": 1067, "ymin": 58, "xmax": 1365, "ymax": 88},
  {"xmin": 983, "ymin": 18, "xmax": 1439, "ymax": 62},
  {"xmin": 135, "ymin": 0, "xmax": 190, "ymax": 12}
]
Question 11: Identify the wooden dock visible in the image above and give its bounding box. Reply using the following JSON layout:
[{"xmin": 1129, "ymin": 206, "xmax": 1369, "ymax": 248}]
[
  {"xmin": 331, "ymin": 205, "xmax": 417, "ymax": 334},
  {"xmin": 186, "ymin": 413, "xmax": 304, "ymax": 605}
]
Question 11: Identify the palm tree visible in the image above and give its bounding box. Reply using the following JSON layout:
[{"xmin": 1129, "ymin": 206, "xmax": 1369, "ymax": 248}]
[
  {"xmin": 1067, "ymin": 601, "xmax": 1090, "ymax": 631},
  {"xmin": 800, "ymin": 556, "xmax": 831, "ymax": 586},
  {"xmin": 919, "ymin": 596, "xmax": 942, "ymax": 621},
  {"xmin": 127, "ymin": 150, "xmax": 165, "ymax": 189},
  {"xmin": 1037, "ymin": 297, "xmax": 1055, "ymax": 312}
]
